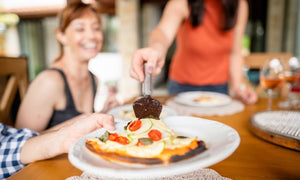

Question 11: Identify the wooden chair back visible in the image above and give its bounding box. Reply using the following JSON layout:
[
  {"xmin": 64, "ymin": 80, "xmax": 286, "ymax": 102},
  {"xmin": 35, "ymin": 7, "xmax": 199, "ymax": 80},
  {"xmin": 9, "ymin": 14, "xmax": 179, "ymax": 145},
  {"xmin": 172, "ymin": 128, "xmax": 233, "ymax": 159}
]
[
  {"xmin": 0, "ymin": 57, "xmax": 28, "ymax": 125},
  {"xmin": 243, "ymin": 53, "xmax": 294, "ymax": 98},
  {"xmin": 244, "ymin": 52, "xmax": 293, "ymax": 69}
]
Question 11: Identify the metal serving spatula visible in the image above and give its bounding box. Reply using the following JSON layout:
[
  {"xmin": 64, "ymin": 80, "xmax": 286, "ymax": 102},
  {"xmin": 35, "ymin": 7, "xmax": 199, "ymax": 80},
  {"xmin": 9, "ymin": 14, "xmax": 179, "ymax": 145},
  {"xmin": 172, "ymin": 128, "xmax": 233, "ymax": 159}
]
[{"xmin": 133, "ymin": 64, "xmax": 162, "ymax": 119}]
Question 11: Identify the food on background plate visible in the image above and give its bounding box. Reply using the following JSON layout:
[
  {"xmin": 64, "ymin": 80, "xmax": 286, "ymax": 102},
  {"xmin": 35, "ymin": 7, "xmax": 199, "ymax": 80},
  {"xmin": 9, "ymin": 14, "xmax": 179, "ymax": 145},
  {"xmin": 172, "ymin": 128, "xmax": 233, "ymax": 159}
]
[
  {"xmin": 174, "ymin": 91, "xmax": 232, "ymax": 107},
  {"xmin": 193, "ymin": 95, "xmax": 222, "ymax": 103},
  {"xmin": 86, "ymin": 117, "xmax": 206, "ymax": 165}
]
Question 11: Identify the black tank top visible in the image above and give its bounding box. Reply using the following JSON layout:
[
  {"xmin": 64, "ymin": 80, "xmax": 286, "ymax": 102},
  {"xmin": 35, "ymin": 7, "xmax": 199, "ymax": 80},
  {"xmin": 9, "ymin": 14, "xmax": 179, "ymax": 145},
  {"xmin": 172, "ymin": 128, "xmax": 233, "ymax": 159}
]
[{"xmin": 47, "ymin": 68, "xmax": 96, "ymax": 128}]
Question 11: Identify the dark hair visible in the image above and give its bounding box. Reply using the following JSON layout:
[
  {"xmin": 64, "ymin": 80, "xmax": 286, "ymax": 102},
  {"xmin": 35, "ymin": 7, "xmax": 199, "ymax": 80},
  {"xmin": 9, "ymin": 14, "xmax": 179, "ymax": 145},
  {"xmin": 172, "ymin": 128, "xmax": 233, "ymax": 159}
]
[
  {"xmin": 188, "ymin": 0, "xmax": 239, "ymax": 31},
  {"xmin": 54, "ymin": 2, "xmax": 101, "ymax": 62}
]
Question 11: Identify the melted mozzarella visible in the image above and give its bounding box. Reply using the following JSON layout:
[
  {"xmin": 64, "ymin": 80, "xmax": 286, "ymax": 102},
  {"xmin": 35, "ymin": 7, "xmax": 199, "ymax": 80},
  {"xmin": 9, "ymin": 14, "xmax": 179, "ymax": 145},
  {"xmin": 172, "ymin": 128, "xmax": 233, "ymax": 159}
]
[{"xmin": 126, "ymin": 141, "xmax": 165, "ymax": 157}]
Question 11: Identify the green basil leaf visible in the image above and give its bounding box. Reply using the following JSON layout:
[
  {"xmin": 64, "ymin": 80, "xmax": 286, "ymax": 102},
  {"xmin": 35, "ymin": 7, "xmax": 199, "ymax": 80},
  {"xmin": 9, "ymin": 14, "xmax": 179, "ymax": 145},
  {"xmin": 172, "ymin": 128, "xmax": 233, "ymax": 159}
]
[
  {"xmin": 98, "ymin": 131, "xmax": 109, "ymax": 142},
  {"xmin": 138, "ymin": 137, "xmax": 153, "ymax": 145}
]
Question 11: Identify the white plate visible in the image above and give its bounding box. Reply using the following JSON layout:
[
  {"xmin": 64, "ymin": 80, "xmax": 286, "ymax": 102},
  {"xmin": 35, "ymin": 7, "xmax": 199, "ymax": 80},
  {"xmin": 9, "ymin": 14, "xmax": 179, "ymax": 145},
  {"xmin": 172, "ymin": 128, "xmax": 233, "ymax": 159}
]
[
  {"xmin": 68, "ymin": 116, "xmax": 240, "ymax": 179},
  {"xmin": 107, "ymin": 104, "xmax": 178, "ymax": 121},
  {"xmin": 174, "ymin": 91, "xmax": 232, "ymax": 107}
]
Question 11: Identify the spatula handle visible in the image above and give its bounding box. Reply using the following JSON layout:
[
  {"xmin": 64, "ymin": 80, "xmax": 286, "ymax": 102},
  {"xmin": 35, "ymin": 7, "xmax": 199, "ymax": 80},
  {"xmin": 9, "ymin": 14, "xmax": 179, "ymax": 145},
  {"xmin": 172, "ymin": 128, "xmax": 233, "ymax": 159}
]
[{"xmin": 143, "ymin": 63, "xmax": 152, "ymax": 96}]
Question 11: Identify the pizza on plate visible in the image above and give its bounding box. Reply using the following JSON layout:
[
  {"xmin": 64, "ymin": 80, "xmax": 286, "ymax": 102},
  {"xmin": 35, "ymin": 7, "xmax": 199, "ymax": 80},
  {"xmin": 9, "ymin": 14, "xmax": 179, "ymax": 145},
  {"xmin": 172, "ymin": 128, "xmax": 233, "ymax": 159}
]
[{"xmin": 85, "ymin": 117, "xmax": 206, "ymax": 165}]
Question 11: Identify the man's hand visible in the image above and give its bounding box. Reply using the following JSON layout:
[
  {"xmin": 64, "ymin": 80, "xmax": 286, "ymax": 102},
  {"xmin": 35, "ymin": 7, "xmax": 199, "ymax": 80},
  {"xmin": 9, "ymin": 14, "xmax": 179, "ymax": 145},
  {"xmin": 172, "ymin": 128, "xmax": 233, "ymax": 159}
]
[{"xmin": 20, "ymin": 113, "xmax": 114, "ymax": 164}]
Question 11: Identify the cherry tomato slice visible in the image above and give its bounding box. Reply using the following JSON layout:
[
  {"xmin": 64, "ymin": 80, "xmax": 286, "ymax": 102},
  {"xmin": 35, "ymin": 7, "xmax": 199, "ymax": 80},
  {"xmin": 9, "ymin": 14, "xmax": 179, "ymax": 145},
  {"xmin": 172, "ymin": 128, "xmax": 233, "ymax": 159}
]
[
  {"xmin": 128, "ymin": 119, "xmax": 142, "ymax": 131},
  {"xmin": 136, "ymin": 140, "xmax": 145, "ymax": 146},
  {"xmin": 108, "ymin": 133, "xmax": 118, "ymax": 141},
  {"xmin": 148, "ymin": 129, "xmax": 162, "ymax": 141},
  {"xmin": 116, "ymin": 136, "xmax": 129, "ymax": 145}
]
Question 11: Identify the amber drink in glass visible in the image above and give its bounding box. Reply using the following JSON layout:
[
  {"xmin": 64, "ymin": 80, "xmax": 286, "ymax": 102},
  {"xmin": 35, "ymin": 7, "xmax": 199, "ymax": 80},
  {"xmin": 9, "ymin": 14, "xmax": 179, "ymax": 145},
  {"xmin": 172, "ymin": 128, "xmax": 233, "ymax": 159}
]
[
  {"xmin": 260, "ymin": 58, "xmax": 284, "ymax": 110},
  {"xmin": 278, "ymin": 57, "xmax": 300, "ymax": 108}
]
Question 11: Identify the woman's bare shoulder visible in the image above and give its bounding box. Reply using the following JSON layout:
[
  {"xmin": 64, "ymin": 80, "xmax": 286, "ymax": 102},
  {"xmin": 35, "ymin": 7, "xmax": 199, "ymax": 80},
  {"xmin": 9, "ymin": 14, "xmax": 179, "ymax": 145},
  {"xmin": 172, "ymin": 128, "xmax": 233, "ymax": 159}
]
[{"xmin": 29, "ymin": 70, "xmax": 65, "ymax": 92}]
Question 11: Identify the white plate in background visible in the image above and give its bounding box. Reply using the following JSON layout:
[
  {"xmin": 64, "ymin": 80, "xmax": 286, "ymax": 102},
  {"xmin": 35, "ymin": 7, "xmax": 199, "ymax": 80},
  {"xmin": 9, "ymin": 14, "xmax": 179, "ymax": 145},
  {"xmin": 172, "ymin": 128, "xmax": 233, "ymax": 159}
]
[{"xmin": 174, "ymin": 91, "xmax": 232, "ymax": 107}]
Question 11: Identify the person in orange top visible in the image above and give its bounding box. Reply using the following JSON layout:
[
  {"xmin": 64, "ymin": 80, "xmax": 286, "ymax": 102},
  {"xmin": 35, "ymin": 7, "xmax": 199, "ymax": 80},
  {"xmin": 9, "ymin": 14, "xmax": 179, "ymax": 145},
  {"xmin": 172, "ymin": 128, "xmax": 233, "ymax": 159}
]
[{"xmin": 130, "ymin": 0, "xmax": 257, "ymax": 104}]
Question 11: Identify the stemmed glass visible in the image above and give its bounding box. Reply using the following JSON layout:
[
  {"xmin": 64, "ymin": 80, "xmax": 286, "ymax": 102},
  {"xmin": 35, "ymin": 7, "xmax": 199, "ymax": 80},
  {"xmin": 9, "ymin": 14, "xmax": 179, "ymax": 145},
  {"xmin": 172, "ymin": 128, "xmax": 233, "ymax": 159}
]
[
  {"xmin": 260, "ymin": 58, "xmax": 284, "ymax": 110},
  {"xmin": 278, "ymin": 57, "xmax": 300, "ymax": 108}
]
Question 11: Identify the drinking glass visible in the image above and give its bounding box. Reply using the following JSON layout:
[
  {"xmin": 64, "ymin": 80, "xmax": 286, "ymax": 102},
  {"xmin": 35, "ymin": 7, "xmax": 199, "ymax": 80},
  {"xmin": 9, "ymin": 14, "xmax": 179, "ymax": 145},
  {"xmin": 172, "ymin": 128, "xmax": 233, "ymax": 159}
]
[
  {"xmin": 260, "ymin": 58, "xmax": 284, "ymax": 110},
  {"xmin": 278, "ymin": 57, "xmax": 300, "ymax": 108}
]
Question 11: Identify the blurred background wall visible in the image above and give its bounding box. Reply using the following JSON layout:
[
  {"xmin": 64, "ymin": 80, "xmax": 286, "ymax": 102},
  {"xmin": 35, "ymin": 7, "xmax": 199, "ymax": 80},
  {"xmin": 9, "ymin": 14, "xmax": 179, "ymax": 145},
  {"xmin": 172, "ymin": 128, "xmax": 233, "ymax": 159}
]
[{"xmin": 1, "ymin": 0, "xmax": 300, "ymax": 101}]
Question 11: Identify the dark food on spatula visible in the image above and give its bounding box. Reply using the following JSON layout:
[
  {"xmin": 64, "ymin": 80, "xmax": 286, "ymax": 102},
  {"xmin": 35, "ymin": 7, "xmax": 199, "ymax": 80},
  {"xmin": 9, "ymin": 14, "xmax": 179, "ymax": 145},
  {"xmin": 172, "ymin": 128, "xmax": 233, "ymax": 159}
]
[{"xmin": 133, "ymin": 95, "xmax": 162, "ymax": 119}]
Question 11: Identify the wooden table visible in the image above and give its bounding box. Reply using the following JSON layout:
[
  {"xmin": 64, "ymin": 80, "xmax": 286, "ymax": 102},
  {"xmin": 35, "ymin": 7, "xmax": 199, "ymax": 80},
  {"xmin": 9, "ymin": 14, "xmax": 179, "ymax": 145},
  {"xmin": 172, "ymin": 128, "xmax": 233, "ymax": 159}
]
[{"xmin": 8, "ymin": 97, "xmax": 300, "ymax": 180}]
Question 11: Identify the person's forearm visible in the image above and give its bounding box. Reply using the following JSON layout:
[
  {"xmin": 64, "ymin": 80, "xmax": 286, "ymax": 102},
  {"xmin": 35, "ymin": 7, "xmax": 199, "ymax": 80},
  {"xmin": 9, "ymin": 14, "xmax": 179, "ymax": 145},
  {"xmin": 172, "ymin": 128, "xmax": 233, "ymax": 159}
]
[
  {"xmin": 20, "ymin": 129, "xmax": 65, "ymax": 164},
  {"xmin": 19, "ymin": 113, "xmax": 114, "ymax": 165},
  {"xmin": 230, "ymin": 54, "xmax": 244, "ymax": 92},
  {"xmin": 42, "ymin": 114, "xmax": 89, "ymax": 134},
  {"xmin": 230, "ymin": 0, "xmax": 248, "ymax": 92},
  {"xmin": 148, "ymin": 27, "xmax": 172, "ymax": 62}
]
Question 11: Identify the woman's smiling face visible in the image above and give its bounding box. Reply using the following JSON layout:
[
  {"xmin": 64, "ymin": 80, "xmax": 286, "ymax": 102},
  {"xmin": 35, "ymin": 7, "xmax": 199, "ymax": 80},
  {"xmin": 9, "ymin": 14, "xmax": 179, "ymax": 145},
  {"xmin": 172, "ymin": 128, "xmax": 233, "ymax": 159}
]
[{"xmin": 63, "ymin": 9, "xmax": 103, "ymax": 61}]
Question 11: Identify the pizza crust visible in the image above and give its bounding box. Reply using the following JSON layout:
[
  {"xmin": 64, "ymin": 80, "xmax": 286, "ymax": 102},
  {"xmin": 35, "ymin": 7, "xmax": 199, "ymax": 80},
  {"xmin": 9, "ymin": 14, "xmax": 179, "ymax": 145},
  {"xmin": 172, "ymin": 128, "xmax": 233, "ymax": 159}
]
[{"xmin": 86, "ymin": 139, "xmax": 206, "ymax": 165}]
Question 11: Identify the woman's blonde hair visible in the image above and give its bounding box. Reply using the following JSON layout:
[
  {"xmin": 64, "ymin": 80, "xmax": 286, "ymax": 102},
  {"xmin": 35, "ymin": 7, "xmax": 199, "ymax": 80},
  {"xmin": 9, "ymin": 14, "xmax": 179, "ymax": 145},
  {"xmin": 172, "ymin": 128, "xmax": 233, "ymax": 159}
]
[{"xmin": 54, "ymin": 1, "xmax": 101, "ymax": 62}]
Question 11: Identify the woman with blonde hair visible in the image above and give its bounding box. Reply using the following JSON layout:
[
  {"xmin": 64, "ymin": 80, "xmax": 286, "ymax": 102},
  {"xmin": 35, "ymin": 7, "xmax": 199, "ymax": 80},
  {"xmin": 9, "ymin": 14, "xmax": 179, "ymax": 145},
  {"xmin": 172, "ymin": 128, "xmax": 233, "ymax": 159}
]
[{"xmin": 16, "ymin": 1, "xmax": 120, "ymax": 131}]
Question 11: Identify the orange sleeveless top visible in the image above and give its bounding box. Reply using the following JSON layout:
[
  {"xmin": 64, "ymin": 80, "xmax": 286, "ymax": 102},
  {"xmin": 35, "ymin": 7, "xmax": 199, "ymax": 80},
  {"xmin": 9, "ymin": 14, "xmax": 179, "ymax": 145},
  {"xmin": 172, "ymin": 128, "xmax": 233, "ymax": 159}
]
[{"xmin": 169, "ymin": 0, "xmax": 234, "ymax": 85}]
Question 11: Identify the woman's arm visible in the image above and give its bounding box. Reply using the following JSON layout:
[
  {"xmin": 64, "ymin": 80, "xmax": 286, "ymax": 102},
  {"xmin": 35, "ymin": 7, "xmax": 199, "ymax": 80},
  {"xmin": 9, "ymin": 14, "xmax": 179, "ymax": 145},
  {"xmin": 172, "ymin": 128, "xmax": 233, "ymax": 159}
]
[
  {"xmin": 15, "ymin": 71, "xmax": 63, "ymax": 131},
  {"xmin": 230, "ymin": 0, "xmax": 248, "ymax": 91},
  {"xmin": 229, "ymin": 0, "xmax": 257, "ymax": 104},
  {"xmin": 130, "ymin": 0, "xmax": 189, "ymax": 82}
]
